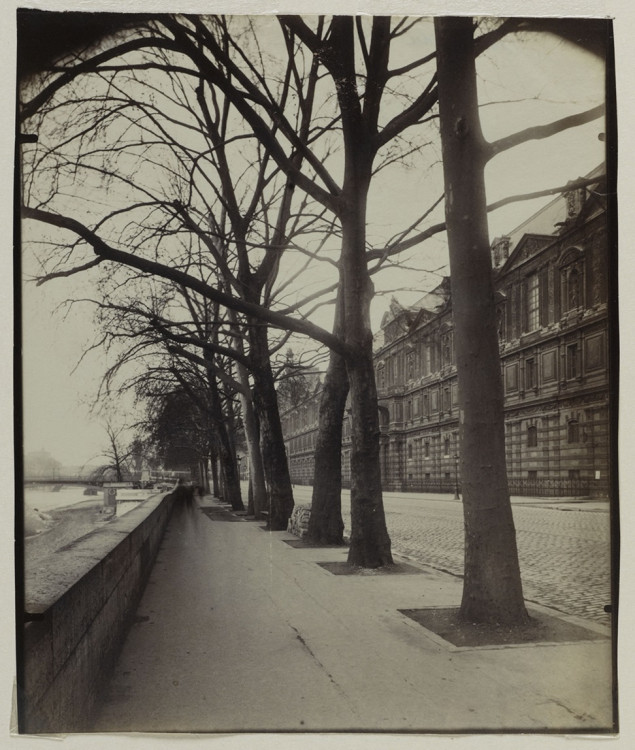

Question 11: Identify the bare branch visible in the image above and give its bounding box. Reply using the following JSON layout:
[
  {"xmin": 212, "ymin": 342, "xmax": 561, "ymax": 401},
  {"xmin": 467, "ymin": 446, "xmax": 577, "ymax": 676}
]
[
  {"xmin": 35, "ymin": 257, "xmax": 103, "ymax": 285},
  {"xmin": 23, "ymin": 206, "xmax": 355, "ymax": 359},
  {"xmin": 486, "ymin": 104, "xmax": 605, "ymax": 161}
]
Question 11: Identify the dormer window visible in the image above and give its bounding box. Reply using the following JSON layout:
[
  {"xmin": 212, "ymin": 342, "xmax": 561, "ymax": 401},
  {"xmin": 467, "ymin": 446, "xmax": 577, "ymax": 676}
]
[
  {"xmin": 491, "ymin": 236, "xmax": 511, "ymax": 269},
  {"xmin": 559, "ymin": 247, "xmax": 585, "ymax": 315},
  {"xmin": 564, "ymin": 188, "xmax": 585, "ymax": 220}
]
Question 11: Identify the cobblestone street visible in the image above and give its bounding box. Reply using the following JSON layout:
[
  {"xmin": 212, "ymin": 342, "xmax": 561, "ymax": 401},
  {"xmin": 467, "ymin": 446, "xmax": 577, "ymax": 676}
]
[
  {"xmin": 290, "ymin": 485, "xmax": 614, "ymax": 626},
  {"xmin": 380, "ymin": 499, "xmax": 612, "ymax": 626}
]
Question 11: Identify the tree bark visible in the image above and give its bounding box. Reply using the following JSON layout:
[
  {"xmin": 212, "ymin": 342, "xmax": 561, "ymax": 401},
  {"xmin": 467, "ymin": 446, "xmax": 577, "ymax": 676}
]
[
  {"xmin": 434, "ymin": 17, "xmax": 528, "ymax": 624},
  {"xmin": 323, "ymin": 17, "xmax": 392, "ymax": 567},
  {"xmin": 206, "ymin": 359, "xmax": 244, "ymax": 511},
  {"xmin": 340, "ymin": 201, "xmax": 393, "ymax": 567},
  {"xmin": 236, "ymin": 355, "xmax": 267, "ymax": 519},
  {"xmin": 209, "ymin": 440, "xmax": 221, "ymax": 498},
  {"xmin": 306, "ymin": 346, "xmax": 348, "ymax": 545},
  {"xmin": 248, "ymin": 321, "xmax": 294, "ymax": 530}
]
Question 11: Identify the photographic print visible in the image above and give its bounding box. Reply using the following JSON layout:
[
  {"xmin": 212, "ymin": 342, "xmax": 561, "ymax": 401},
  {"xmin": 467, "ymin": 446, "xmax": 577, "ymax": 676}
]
[{"xmin": 15, "ymin": 4, "xmax": 618, "ymax": 739}]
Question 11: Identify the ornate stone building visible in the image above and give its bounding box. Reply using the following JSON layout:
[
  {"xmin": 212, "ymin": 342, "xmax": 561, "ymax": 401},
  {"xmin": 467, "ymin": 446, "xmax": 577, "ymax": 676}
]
[{"xmin": 281, "ymin": 167, "xmax": 611, "ymax": 497}]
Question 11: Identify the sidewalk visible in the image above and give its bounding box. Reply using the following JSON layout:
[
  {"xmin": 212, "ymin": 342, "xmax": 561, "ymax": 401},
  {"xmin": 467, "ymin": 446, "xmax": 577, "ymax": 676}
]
[{"xmin": 92, "ymin": 496, "xmax": 614, "ymax": 734}]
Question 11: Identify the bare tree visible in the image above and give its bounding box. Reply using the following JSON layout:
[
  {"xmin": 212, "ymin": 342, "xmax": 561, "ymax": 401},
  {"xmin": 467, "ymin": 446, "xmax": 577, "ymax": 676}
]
[
  {"xmin": 20, "ymin": 14, "xmax": 605, "ymax": 574},
  {"xmin": 434, "ymin": 16, "xmax": 607, "ymax": 624}
]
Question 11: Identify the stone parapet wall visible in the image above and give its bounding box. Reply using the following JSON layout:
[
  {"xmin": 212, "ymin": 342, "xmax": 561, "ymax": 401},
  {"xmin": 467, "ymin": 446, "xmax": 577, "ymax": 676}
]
[{"xmin": 19, "ymin": 491, "xmax": 178, "ymax": 734}]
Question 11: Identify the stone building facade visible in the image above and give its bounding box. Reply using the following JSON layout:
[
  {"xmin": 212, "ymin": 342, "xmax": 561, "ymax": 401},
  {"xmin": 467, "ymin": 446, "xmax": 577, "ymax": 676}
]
[{"xmin": 281, "ymin": 168, "xmax": 611, "ymax": 497}]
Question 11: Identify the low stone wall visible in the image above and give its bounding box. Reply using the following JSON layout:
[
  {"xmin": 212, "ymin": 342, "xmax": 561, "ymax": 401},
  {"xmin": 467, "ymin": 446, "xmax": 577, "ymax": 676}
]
[{"xmin": 19, "ymin": 490, "xmax": 178, "ymax": 734}]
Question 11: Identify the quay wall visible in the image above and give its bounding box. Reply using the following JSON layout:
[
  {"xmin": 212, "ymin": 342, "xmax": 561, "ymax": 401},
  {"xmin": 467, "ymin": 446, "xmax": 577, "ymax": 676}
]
[{"xmin": 19, "ymin": 489, "xmax": 182, "ymax": 733}]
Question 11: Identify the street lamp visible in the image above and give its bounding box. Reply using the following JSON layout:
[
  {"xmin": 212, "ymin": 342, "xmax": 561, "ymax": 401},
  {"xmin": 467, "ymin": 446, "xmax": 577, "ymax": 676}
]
[{"xmin": 454, "ymin": 453, "xmax": 460, "ymax": 500}]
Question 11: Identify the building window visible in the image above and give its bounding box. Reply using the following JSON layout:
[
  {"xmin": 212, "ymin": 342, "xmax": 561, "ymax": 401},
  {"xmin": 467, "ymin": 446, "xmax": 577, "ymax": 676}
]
[
  {"xmin": 567, "ymin": 268, "xmax": 581, "ymax": 310},
  {"xmin": 528, "ymin": 470, "xmax": 538, "ymax": 482},
  {"xmin": 560, "ymin": 250, "xmax": 585, "ymax": 315},
  {"xmin": 505, "ymin": 363, "xmax": 519, "ymax": 393},
  {"xmin": 525, "ymin": 274, "xmax": 540, "ymax": 332},
  {"xmin": 526, "ymin": 358, "xmax": 536, "ymax": 390},
  {"xmin": 527, "ymin": 425, "xmax": 538, "ymax": 447},
  {"xmin": 568, "ymin": 469, "xmax": 580, "ymax": 480},
  {"xmin": 568, "ymin": 419, "xmax": 580, "ymax": 444},
  {"xmin": 443, "ymin": 387, "xmax": 451, "ymax": 412},
  {"xmin": 423, "ymin": 345, "xmax": 431, "ymax": 375},
  {"xmin": 441, "ymin": 332, "xmax": 453, "ymax": 366},
  {"xmin": 566, "ymin": 343, "xmax": 579, "ymax": 379},
  {"xmin": 423, "ymin": 393, "xmax": 429, "ymax": 416},
  {"xmin": 377, "ymin": 364, "xmax": 385, "ymax": 389},
  {"xmin": 407, "ymin": 351, "xmax": 415, "ymax": 380},
  {"xmin": 444, "ymin": 438, "xmax": 450, "ymax": 456},
  {"xmin": 407, "ymin": 443, "xmax": 413, "ymax": 459},
  {"xmin": 406, "ymin": 400, "xmax": 412, "ymax": 420},
  {"xmin": 424, "ymin": 442, "xmax": 430, "ymax": 459},
  {"xmin": 452, "ymin": 383, "xmax": 459, "ymax": 406}
]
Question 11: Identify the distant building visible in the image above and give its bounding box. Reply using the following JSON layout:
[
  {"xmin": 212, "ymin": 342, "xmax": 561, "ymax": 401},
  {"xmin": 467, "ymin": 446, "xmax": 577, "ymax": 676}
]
[{"xmin": 281, "ymin": 167, "xmax": 611, "ymax": 498}]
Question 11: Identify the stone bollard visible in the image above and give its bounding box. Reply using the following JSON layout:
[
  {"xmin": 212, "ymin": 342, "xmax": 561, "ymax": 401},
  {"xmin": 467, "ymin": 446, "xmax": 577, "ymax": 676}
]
[{"xmin": 102, "ymin": 486, "xmax": 117, "ymax": 515}]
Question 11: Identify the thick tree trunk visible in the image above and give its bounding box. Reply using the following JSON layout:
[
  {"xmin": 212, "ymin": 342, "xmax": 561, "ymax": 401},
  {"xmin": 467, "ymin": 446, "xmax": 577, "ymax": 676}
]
[
  {"xmin": 206, "ymin": 363, "xmax": 244, "ymax": 512},
  {"xmin": 340, "ymin": 202, "xmax": 393, "ymax": 567},
  {"xmin": 306, "ymin": 346, "xmax": 348, "ymax": 545},
  {"xmin": 249, "ymin": 322, "xmax": 294, "ymax": 530},
  {"xmin": 435, "ymin": 17, "xmax": 528, "ymax": 624}
]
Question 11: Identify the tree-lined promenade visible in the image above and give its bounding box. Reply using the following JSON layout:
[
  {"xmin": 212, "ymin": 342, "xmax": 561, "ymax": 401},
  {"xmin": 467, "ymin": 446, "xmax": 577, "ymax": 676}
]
[{"xmin": 19, "ymin": 13, "xmax": 610, "ymax": 626}]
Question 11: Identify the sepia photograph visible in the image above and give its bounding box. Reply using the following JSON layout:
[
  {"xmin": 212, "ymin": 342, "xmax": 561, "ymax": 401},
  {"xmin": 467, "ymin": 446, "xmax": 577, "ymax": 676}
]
[{"xmin": 13, "ymin": 1, "xmax": 624, "ymax": 743}]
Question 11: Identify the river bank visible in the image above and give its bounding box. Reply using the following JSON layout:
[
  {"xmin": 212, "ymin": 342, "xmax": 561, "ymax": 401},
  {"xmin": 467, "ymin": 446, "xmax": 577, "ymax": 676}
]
[{"xmin": 22, "ymin": 489, "xmax": 161, "ymax": 588}]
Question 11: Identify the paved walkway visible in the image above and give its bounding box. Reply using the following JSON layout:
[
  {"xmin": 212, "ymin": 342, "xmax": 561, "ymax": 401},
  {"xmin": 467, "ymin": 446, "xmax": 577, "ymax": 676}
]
[
  {"xmin": 92, "ymin": 495, "xmax": 614, "ymax": 735},
  {"xmin": 290, "ymin": 484, "xmax": 613, "ymax": 624}
]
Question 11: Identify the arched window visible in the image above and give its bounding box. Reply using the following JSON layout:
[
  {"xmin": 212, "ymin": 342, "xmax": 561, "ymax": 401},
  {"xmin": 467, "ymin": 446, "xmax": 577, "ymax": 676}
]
[{"xmin": 527, "ymin": 425, "xmax": 538, "ymax": 447}]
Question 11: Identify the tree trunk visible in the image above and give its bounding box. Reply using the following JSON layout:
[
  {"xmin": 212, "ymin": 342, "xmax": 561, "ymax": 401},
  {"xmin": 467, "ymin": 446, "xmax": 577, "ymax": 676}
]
[
  {"xmin": 209, "ymin": 440, "xmax": 220, "ymax": 498},
  {"xmin": 249, "ymin": 321, "xmax": 294, "ymax": 530},
  {"xmin": 307, "ymin": 290, "xmax": 348, "ymax": 545},
  {"xmin": 206, "ymin": 362, "xmax": 244, "ymax": 511},
  {"xmin": 340, "ymin": 202, "xmax": 393, "ymax": 568},
  {"xmin": 236, "ymin": 361, "xmax": 268, "ymax": 519},
  {"xmin": 434, "ymin": 17, "xmax": 528, "ymax": 624}
]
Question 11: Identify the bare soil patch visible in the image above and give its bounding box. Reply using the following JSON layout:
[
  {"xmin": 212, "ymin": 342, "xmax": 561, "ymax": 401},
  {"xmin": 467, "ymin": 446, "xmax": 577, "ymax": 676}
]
[
  {"xmin": 284, "ymin": 539, "xmax": 348, "ymax": 549},
  {"xmin": 399, "ymin": 606, "xmax": 609, "ymax": 648},
  {"xmin": 318, "ymin": 561, "xmax": 423, "ymax": 576}
]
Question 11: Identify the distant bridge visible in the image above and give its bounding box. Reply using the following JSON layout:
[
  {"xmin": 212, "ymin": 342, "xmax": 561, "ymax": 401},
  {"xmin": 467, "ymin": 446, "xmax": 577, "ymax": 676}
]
[
  {"xmin": 24, "ymin": 472, "xmax": 190, "ymax": 486},
  {"xmin": 24, "ymin": 476, "xmax": 103, "ymax": 486}
]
